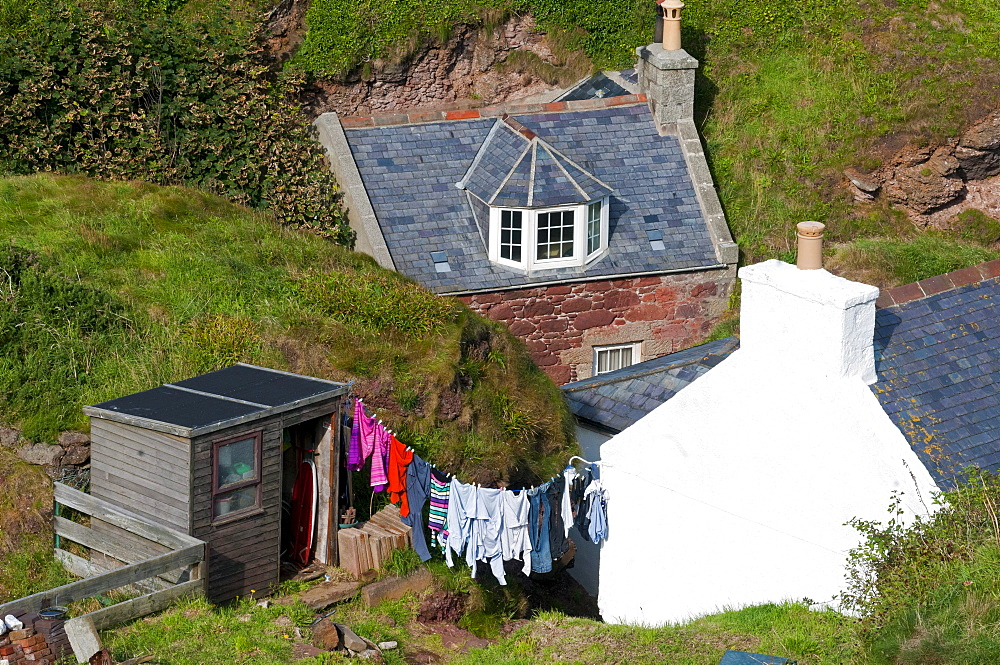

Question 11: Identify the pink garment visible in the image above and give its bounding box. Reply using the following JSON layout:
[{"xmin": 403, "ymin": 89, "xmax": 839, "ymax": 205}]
[
  {"xmin": 370, "ymin": 424, "xmax": 391, "ymax": 492},
  {"xmin": 355, "ymin": 401, "xmax": 379, "ymax": 471}
]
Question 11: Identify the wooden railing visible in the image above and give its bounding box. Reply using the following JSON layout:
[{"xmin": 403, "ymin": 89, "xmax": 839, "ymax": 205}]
[{"xmin": 0, "ymin": 483, "xmax": 206, "ymax": 630}]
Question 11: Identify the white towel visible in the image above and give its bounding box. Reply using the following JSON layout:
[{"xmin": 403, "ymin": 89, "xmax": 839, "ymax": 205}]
[{"xmin": 4, "ymin": 615, "xmax": 23, "ymax": 631}]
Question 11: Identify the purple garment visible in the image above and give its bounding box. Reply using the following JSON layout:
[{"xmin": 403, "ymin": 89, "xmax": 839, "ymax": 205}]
[
  {"xmin": 348, "ymin": 400, "xmax": 378, "ymax": 472},
  {"xmin": 370, "ymin": 424, "xmax": 391, "ymax": 492},
  {"xmin": 347, "ymin": 399, "xmax": 364, "ymax": 471}
]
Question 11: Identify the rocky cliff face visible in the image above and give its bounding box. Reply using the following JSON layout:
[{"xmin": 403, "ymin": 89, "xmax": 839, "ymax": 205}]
[
  {"xmin": 263, "ymin": 3, "xmax": 589, "ymax": 117},
  {"xmin": 845, "ymin": 111, "xmax": 1000, "ymax": 231}
]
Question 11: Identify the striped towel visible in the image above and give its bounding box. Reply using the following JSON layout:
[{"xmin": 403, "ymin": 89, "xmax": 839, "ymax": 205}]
[{"xmin": 428, "ymin": 467, "xmax": 450, "ymax": 550}]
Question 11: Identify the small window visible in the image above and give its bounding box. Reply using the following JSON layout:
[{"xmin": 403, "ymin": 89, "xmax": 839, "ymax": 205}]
[
  {"xmin": 537, "ymin": 210, "xmax": 575, "ymax": 261},
  {"xmin": 594, "ymin": 343, "xmax": 641, "ymax": 375},
  {"xmin": 587, "ymin": 201, "xmax": 602, "ymax": 255},
  {"xmin": 212, "ymin": 431, "xmax": 262, "ymax": 521},
  {"xmin": 500, "ymin": 210, "xmax": 523, "ymax": 263}
]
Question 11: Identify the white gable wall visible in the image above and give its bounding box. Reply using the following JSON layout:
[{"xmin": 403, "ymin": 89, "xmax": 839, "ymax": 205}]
[{"xmin": 597, "ymin": 260, "xmax": 939, "ymax": 625}]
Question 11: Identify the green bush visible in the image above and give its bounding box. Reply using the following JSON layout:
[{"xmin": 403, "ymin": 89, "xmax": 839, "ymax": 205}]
[{"xmin": 0, "ymin": 2, "xmax": 350, "ymax": 242}]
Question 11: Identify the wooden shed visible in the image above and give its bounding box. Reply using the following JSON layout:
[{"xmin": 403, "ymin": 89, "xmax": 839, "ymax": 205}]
[{"xmin": 83, "ymin": 364, "xmax": 349, "ymax": 603}]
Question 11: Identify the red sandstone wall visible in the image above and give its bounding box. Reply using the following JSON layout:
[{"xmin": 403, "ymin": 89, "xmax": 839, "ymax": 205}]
[{"xmin": 460, "ymin": 268, "xmax": 736, "ymax": 384}]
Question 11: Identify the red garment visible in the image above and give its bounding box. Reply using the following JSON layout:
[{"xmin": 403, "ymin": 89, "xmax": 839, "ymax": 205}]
[{"xmin": 387, "ymin": 435, "xmax": 414, "ymax": 516}]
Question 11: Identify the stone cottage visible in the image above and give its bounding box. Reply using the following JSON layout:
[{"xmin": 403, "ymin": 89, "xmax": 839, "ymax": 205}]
[{"xmin": 314, "ymin": 13, "xmax": 737, "ymax": 383}]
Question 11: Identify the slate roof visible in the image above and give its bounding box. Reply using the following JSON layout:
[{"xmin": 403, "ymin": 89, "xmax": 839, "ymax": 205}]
[
  {"xmin": 344, "ymin": 101, "xmax": 721, "ymax": 294},
  {"xmin": 558, "ymin": 71, "xmax": 636, "ymax": 102},
  {"xmin": 562, "ymin": 337, "xmax": 739, "ymax": 433},
  {"xmin": 871, "ymin": 263, "xmax": 1000, "ymax": 487},
  {"xmin": 460, "ymin": 117, "xmax": 613, "ymax": 207}
]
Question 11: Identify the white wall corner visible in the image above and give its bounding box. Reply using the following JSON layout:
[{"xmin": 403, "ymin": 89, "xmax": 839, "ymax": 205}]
[{"xmin": 737, "ymin": 260, "xmax": 880, "ymax": 384}]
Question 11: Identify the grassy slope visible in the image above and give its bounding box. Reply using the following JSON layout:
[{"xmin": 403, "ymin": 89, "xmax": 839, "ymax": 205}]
[{"xmin": 0, "ymin": 174, "xmax": 575, "ymax": 487}]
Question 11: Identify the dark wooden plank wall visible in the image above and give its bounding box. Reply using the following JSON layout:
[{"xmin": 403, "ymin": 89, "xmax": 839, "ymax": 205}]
[{"xmin": 190, "ymin": 417, "xmax": 283, "ymax": 603}]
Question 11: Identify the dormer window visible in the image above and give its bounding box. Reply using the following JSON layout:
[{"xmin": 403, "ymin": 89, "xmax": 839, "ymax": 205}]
[
  {"xmin": 488, "ymin": 198, "xmax": 609, "ymax": 270},
  {"xmin": 459, "ymin": 115, "xmax": 614, "ymax": 273}
]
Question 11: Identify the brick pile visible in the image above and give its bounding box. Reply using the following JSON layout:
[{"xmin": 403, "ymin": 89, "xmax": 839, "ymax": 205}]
[{"xmin": 0, "ymin": 614, "xmax": 72, "ymax": 665}]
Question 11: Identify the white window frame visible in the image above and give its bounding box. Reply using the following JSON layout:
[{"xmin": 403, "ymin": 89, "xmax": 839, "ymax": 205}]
[
  {"xmin": 487, "ymin": 197, "xmax": 609, "ymax": 271},
  {"xmin": 593, "ymin": 342, "xmax": 641, "ymax": 375}
]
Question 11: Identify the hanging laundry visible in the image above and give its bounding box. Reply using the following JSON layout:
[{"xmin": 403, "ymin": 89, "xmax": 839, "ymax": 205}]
[
  {"xmin": 546, "ymin": 476, "xmax": 570, "ymax": 559},
  {"xmin": 560, "ymin": 466, "xmax": 576, "ymax": 538},
  {"xmin": 445, "ymin": 479, "xmax": 506, "ymax": 585},
  {"xmin": 527, "ymin": 484, "xmax": 552, "ymax": 574},
  {"xmin": 370, "ymin": 424, "xmax": 391, "ymax": 492},
  {"xmin": 572, "ymin": 470, "xmax": 594, "ymax": 542},
  {"xmin": 346, "ymin": 399, "xmax": 366, "ymax": 471},
  {"xmin": 445, "ymin": 478, "xmax": 474, "ymax": 570},
  {"xmin": 428, "ymin": 468, "xmax": 451, "ymax": 551},
  {"xmin": 585, "ymin": 479, "xmax": 609, "ymax": 543},
  {"xmin": 501, "ymin": 489, "xmax": 532, "ymax": 576},
  {"xmin": 400, "ymin": 455, "xmax": 432, "ymax": 562},
  {"xmin": 387, "ymin": 436, "xmax": 413, "ymax": 515},
  {"xmin": 349, "ymin": 399, "xmax": 380, "ymax": 472}
]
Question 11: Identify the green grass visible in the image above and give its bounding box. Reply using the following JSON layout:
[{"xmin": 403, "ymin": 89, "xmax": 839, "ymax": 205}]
[
  {"xmin": 0, "ymin": 173, "xmax": 576, "ymax": 485},
  {"xmin": 829, "ymin": 234, "xmax": 1000, "ymax": 287}
]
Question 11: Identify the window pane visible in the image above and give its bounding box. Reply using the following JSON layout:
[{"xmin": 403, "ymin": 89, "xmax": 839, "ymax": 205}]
[
  {"xmin": 500, "ymin": 210, "xmax": 523, "ymax": 263},
  {"xmin": 217, "ymin": 437, "xmax": 256, "ymax": 489},
  {"xmin": 536, "ymin": 210, "xmax": 574, "ymax": 261},
  {"xmin": 215, "ymin": 486, "xmax": 257, "ymax": 517},
  {"xmin": 587, "ymin": 201, "xmax": 602, "ymax": 255},
  {"xmin": 621, "ymin": 347, "xmax": 632, "ymax": 367}
]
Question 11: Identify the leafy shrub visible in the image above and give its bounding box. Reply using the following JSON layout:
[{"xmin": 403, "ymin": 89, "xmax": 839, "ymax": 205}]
[
  {"xmin": 845, "ymin": 470, "xmax": 1000, "ymax": 663},
  {"xmin": 294, "ymin": 269, "xmax": 458, "ymax": 334},
  {"xmin": 0, "ymin": 2, "xmax": 350, "ymax": 242}
]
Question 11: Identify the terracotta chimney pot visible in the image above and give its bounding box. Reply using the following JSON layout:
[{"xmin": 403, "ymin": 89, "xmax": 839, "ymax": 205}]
[
  {"xmin": 796, "ymin": 221, "xmax": 825, "ymax": 270},
  {"xmin": 660, "ymin": 0, "xmax": 684, "ymax": 51}
]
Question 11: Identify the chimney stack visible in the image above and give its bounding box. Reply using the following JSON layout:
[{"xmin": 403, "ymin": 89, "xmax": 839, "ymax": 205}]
[
  {"xmin": 737, "ymin": 259, "xmax": 879, "ymax": 384},
  {"xmin": 636, "ymin": 0, "xmax": 698, "ymax": 126},
  {"xmin": 796, "ymin": 221, "xmax": 825, "ymax": 270},
  {"xmin": 660, "ymin": 0, "xmax": 684, "ymax": 51}
]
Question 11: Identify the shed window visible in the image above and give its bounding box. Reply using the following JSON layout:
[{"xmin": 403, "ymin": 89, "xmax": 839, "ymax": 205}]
[{"xmin": 213, "ymin": 431, "xmax": 262, "ymax": 521}]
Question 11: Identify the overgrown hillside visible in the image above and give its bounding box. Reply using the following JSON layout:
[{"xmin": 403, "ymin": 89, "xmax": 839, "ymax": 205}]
[{"xmin": 0, "ymin": 174, "xmax": 576, "ymax": 488}]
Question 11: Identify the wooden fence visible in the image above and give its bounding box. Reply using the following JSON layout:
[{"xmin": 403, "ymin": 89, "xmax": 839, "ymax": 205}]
[{"xmin": 0, "ymin": 483, "xmax": 206, "ymax": 630}]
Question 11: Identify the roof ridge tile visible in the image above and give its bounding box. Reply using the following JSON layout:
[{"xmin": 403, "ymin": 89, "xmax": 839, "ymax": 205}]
[
  {"xmin": 340, "ymin": 94, "xmax": 648, "ymax": 129},
  {"xmin": 875, "ymin": 258, "xmax": 1000, "ymax": 308}
]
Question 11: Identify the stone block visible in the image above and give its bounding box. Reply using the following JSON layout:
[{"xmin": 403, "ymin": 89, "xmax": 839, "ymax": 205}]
[
  {"xmin": 604, "ymin": 290, "xmax": 640, "ymax": 310},
  {"xmin": 560, "ymin": 298, "xmax": 592, "ymax": 313},
  {"xmin": 292, "ymin": 580, "xmax": 361, "ymax": 611},
  {"xmin": 360, "ymin": 567, "xmax": 432, "ymax": 607},
  {"xmin": 61, "ymin": 446, "xmax": 90, "ymax": 466},
  {"xmin": 57, "ymin": 432, "xmax": 89, "ymax": 448},
  {"xmin": 0, "ymin": 428, "xmax": 21, "ymax": 448},
  {"xmin": 573, "ymin": 309, "xmax": 615, "ymax": 330},
  {"xmin": 64, "ymin": 617, "xmax": 100, "ymax": 664},
  {"xmin": 538, "ymin": 319, "xmax": 568, "ymax": 333},
  {"xmin": 311, "ymin": 618, "xmax": 342, "ymax": 650},
  {"xmin": 523, "ymin": 301, "xmax": 554, "ymax": 317},
  {"xmin": 487, "ymin": 304, "xmax": 514, "ymax": 321},
  {"xmin": 17, "ymin": 444, "xmax": 63, "ymax": 467}
]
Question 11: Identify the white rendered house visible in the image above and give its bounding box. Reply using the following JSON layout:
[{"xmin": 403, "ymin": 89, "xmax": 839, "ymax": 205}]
[{"xmin": 597, "ymin": 258, "xmax": 940, "ymax": 624}]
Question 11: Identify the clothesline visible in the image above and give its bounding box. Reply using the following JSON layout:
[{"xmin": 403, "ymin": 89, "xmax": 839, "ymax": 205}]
[{"xmin": 342, "ymin": 394, "xmax": 610, "ymax": 583}]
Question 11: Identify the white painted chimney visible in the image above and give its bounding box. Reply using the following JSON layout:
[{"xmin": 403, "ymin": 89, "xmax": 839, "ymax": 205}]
[{"xmin": 738, "ymin": 259, "xmax": 879, "ymax": 384}]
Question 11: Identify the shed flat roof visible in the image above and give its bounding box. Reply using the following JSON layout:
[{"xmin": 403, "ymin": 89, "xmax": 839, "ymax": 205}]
[{"xmin": 84, "ymin": 364, "xmax": 348, "ymax": 438}]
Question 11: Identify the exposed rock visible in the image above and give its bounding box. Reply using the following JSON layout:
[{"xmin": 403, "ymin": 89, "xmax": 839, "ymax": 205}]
[
  {"xmin": 311, "ymin": 618, "xmax": 342, "ymax": 651},
  {"xmin": 0, "ymin": 427, "xmax": 21, "ymax": 448},
  {"xmin": 17, "ymin": 443, "xmax": 64, "ymax": 467},
  {"xmin": 960, "ymin": 111, "xmax": 1000, "ymax": 151},
  {"xmin": 844, "ymin": 167, "xmax": 881, "ymax": 193},
  {"xmin": 377, "ymin": 641, "xmax": 397, "ymax": 650},
  {"xmin": 335, "ymin": 623, "xmax": 368, "ymax": 653},
  {"xmin": 886, "ymin": 145, "xmax": 966, "ymax": 214},
  {"xmin": 57, "ymin": 431, "xmax": 90, "ymax": 448},
  {"xmin": 62, "ymin": 445, "xmax": 91, "ymax": 466},
  {"xmin": 301, "ymin": 15, "xmax": 585, "ymax": 117},
  {"xmin": 361, "ymin": 567, "xmax": 433, "ymax": 607},
  {"xmin": 956, "ymin": 145, "xmax": 1000, "ymax": 180}
]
